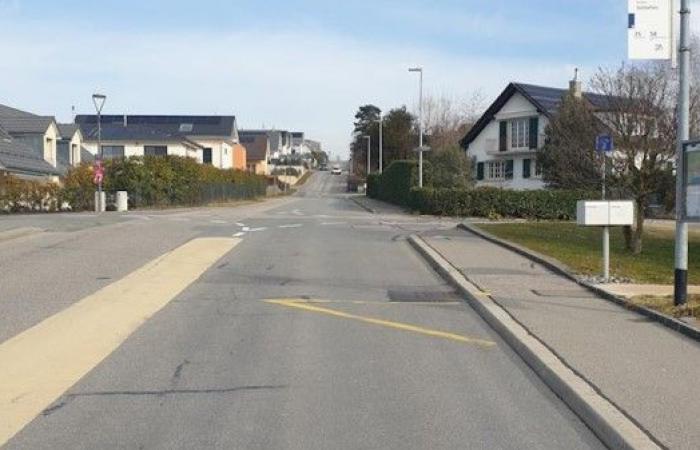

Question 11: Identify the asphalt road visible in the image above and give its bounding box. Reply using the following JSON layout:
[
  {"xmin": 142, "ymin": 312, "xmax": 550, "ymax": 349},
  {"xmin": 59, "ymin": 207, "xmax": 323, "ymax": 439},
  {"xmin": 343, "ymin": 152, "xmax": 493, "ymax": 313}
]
[{"xmin": 1, "ymin": 172, "xmax": 604, "ymax": 449}]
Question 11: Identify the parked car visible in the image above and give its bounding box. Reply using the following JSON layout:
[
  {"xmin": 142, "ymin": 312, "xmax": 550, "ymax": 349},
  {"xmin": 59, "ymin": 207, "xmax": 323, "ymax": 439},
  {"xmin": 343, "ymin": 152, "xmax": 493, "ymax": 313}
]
[{"xmin": 331, "ymin": 166, "xmax": 342, "ymax": 175}]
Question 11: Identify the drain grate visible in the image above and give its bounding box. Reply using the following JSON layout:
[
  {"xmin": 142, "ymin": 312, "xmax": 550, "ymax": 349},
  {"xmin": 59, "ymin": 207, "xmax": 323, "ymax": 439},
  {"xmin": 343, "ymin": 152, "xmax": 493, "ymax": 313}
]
[{"xmin": 387, "ymin": 289, "xmax": 460, "ymax": 303}]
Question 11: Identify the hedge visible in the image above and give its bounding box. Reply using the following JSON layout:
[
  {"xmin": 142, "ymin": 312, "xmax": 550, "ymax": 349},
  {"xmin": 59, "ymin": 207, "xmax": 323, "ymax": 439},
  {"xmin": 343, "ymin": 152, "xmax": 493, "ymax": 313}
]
[
  {"xmin": 0, "ymin": 174, "xmax": 63, "ymax": 213},
  {"xmin": 367, "ymin": 160, "xmax": 594, "ymax": 220},
  {"xmin": 409, "ymin": 187, "xmax": 595, "ymax": 220},
  {"xmin": 61, "ymin": 155, "xmax": 267, "ymax": 210}
]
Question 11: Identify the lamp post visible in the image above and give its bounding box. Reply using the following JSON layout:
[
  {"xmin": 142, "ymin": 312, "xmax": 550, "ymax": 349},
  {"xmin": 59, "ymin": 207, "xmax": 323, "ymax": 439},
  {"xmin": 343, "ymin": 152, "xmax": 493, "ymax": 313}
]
[
  {"xmin": 378, "ymin": 112, "xmax": 383, "ymax": 173},
  {"xmin": 362, "ymin": 135, "xmax": 371, "ymax": 176},
  {"xmin": 92, "ymin": 93, "xmax": 106, "ymax": 212},
  {"xmin": 408, "ymin": 67, "xmax": 424, "ymax": 187}
]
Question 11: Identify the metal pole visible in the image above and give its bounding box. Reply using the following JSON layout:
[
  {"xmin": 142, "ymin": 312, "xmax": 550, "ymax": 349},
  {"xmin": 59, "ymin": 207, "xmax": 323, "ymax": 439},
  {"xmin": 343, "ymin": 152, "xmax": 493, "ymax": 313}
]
[
  {"xmin": 379, "ymin": 112, "xmax": 383, "ymax": 173},
  {"xmin": 365, "ymin": 135, "xmax": 371, "ymax": 176},
  {"xmin": 674, "ymin": 0, "xmax": 690, "ymax": 305},
  {"xmin": 602, "ymin": 155, "xmax": 609, "ymax": 282},
  {"xmin": 97, "ymin": 108, "xmax": 102, "ymax": 212},
  {"xmin": 418, "ymin": 69, "xmax": 424, "ymax": 188}
]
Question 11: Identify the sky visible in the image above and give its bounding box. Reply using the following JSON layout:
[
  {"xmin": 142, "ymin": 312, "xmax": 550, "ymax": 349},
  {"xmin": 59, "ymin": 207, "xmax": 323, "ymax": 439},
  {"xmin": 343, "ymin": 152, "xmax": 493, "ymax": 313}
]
[{"xmin": 0, "ymin": 0, "xmax": 698, "ymax": 158}]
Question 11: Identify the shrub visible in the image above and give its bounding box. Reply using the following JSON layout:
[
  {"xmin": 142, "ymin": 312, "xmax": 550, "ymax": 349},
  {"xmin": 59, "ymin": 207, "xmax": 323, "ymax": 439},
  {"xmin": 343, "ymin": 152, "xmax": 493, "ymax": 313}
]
[
  {"xmin": 409, "ymin": 187, "xmax": 595, "ymax": 220},
  {"xmin": 367, "ymin": 160, "xmax": 432, "ymax": 206},
  {"xmin": 0, "ymin": 174, "xmax": 62, "ymax": 213}
]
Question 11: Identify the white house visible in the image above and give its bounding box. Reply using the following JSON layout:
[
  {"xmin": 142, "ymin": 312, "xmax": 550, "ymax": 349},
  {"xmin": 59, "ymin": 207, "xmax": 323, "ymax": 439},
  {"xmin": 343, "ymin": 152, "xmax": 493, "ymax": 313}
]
[
  {"xmin": 75, "ymin": 115, "xmax": 242, "ymax": 169},
  {"xmin": 0, "ymin": 104, "xmax": 60, "ymax": 169},
  {"xmin": 461, "ymin": 79, "xmax": 612, "ymax": 190},
  {"xmin": 57, "ymin": 123, "xmax": 84, "ymax": 168}
]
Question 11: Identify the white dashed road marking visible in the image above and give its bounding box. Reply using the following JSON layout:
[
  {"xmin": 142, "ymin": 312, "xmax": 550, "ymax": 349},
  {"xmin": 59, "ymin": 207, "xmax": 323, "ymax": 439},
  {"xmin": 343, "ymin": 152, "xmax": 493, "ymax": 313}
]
[
  {"xmin": 279, "ymin": 224, "xmax": 302, "ymax": 229},
  {"xmin": 232, "ymin": 232, "xmax": 245, "ymax": 237}
]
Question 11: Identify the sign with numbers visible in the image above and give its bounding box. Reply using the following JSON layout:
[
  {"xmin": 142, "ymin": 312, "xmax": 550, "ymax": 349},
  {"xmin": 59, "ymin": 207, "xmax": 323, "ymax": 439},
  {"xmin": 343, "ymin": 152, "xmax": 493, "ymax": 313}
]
[{"xmin": 628, "ymin": 0, "xmax": 673, "ymax": 60}]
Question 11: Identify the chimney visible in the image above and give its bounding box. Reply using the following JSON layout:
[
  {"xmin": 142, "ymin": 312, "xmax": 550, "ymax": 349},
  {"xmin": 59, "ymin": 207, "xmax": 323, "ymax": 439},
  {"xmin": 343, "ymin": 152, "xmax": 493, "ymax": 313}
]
[
  {"xmin": 569, "ymin": 68, "xmax": 582, "ymax": 99},
  {"xmin": 123, "ymin": 114, "xmax": 128, "ymax": 127}
]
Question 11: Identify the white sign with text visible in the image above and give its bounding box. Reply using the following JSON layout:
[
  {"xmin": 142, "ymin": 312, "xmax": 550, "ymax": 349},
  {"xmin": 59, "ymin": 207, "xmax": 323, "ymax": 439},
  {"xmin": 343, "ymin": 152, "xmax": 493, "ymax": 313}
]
[{"xmin": 628, "ymin": 0, "xmax": 673, "ymax": 60}]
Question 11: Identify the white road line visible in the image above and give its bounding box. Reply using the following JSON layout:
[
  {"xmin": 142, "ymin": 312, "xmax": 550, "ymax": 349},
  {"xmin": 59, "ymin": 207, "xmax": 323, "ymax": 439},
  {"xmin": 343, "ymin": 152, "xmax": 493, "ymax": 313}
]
[
  {"xmin": 242, "ymin": 227, "xmax": 251, "ymax": 231},
  {"xmin": 235, "ymin": 222, "xmax": 245, "ymax": 227},
  {"xmin": 232, "ymin": 232, "xmax": 246, "ymax": 237},
  {"xmin": 248, "ymin": 227, "xmax": 267, "ymax": 232},
  {"xmin": 211, "ymin": 220, "xmax": 228, "ymax": 224},
  {"xmin": 320, "ymin": 222, "xmax": 347, "ymax": 226},
  {"xmin": 279, "ymin": 224, "xmax": 302, "ymax": 228}
]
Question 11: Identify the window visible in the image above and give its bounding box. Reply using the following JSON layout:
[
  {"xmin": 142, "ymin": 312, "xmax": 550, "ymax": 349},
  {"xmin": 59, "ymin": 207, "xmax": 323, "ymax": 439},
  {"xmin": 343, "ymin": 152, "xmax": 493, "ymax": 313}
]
[
  {"xmin": 510, "ymin": 118, "xmax": 529, "ymax": 149},
  {"xmin": 101, "ymin": 145, "xmax": 125, "ymax": 159},
  {"xmin": 144, "ymin": 145, "xmax": 168, "ymax": 156},
  {"xmin": 203, "ymin": 148, "xmax": 212, "ymax": 164},
  {"xmin": 487, "ymin": 161, "xmax": 506, "ymax": 180},
  {"xmin": 179, "ymin": 123, "xmax": 193, "ymax": 132}
]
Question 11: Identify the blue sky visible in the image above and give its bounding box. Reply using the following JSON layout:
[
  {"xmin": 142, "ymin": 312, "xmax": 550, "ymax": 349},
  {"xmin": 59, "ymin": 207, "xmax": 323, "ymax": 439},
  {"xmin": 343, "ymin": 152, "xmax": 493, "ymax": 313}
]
[{"xmin": 0, "ymin": 0, "xmax": 696, "ymax": 157}]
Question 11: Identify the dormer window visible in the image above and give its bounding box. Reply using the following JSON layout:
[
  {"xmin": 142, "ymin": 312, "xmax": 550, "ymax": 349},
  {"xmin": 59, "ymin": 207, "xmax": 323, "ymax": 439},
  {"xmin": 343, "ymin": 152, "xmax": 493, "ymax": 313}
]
[{"xmin": 179, "ymin": 123, "xmax": 193, "ymax": 132}]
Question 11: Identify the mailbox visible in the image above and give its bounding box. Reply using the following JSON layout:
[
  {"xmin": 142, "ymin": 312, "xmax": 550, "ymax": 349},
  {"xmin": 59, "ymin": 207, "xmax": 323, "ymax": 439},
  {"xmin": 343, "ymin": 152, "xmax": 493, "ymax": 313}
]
[{"xmin": 577, "ymin": 200, "xmax": 634, "ymax": 226}]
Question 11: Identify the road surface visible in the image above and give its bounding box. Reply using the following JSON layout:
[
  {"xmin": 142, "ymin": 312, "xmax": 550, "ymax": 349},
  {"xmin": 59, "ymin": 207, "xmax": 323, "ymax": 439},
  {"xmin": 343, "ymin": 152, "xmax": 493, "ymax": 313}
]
[{"xmin": 0, "ymin": 172, "xmax": 604, "ymax": 449}]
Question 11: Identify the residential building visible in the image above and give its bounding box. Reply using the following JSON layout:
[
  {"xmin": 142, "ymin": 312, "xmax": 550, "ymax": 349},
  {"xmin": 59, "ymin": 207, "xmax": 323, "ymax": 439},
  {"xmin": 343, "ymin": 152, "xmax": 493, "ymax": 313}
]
[
  {"xmin": 0, "ymin": 125, "xmax": 62, "ymax": 180},
  {"xmin": 291, "ymin": 131, "xmax": 305, "ymax": 154},
  {"xmin": 75, "ymin": 115, "xmax": 241, "ymax": 169},
  {"xmin": 239, "ymin": 130, "xmax": 271, "ymax": 175},
  {"xmin": 0, "ymin": 104, "xmax": 60, "ymax": 169},
  {"xmin": 461, "ymin": 79, "xmax": 612, "ymax": 190},
  {"xmin": 56, "ymin": 124, "xmax": 83, "ymax": 169},
  {"xmin": 267, "ymin": 129, "xmax": 292, "ymax": 158}
]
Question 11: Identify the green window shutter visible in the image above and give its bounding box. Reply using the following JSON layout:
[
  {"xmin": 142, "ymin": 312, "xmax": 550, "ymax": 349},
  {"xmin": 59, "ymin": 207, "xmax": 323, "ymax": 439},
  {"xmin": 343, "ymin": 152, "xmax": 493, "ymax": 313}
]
[
  {"xmin": 476, "ymin": 162, "xmax": 484, "ymax": 180},
  {"xmin": 523, "ymin": 159, "xmax": 531, "ymax": 178},
  {"xmin": 499, "ymin": 121, "xmax": 508, "ymax": 152},
  {"xmin": 529, "ymin": 117, "xmax": 539, "ymax": 149},
  {"xmin": 505, "ymin": 160, "xmax": 514, "ymax": 180}
]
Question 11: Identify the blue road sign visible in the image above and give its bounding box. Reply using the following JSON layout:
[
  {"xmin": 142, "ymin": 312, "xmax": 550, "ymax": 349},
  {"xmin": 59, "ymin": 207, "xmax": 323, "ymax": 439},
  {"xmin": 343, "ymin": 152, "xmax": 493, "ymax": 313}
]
[{"xmin": 596, "ymin": 135, "xmax": 614, "ymax": 152}]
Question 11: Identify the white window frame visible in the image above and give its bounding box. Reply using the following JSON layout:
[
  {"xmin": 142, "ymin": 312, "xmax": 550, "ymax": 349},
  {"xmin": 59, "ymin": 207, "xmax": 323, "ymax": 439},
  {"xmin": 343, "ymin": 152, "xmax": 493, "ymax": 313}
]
[
  {"xmin": 510, "ymin": 118, "xmax": 529, "ymax": 149},
  {"xmin": 486, "ymin": 160, "xmax": 506, "ymax": 180}
]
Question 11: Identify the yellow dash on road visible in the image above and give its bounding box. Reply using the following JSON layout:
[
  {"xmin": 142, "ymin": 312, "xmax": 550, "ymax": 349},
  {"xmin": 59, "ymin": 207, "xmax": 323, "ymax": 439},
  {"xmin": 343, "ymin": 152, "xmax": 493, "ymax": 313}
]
[
  {"xmin": 0, "ymin": 237, "xmax": 240, "ymax": 447},
  {"xmin": 265, "ymin": 299, "xmax": 495, "ymax": 347}
]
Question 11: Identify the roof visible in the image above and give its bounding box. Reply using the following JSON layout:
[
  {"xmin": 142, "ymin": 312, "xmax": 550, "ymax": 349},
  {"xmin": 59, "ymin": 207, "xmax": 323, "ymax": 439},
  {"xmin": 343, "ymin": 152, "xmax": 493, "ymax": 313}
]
[
  {"xmin": 0, "ymin": 103, "xmax": 37, "ymax": 118},
  {"xmin": 0, "ymin": 133, "xmax": 61, "ymax": 176},
  {"xmin": 0, "ymin": 116, "xmax": 55, "ymax": 134},
  {"xmin": 57, "ymin": 123, "xmax": 80, "ymax": 139},
  {"xmin": 241, "ymin": 134, "xmax": 269, "ymax": 161},
  {"xmin": 461, "ymin": 82, "xmax": 616, "ymax": 148},
  {"xmin": 75, "ymin": 114, "xmax": 237, "ymax": 138}
]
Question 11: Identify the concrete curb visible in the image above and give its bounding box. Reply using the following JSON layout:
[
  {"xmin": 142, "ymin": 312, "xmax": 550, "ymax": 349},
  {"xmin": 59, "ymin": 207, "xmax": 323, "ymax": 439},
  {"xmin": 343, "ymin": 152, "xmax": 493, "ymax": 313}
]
[
  {"xmin": 408, "ymin": 235, "xmax": 662, "ymax": 450},
  {"xmin": 458, "ymin": 222, "xmax": 700, "ymax": 342},
  {"xmin": 349, "ymin": 196, "xmax": 376, "ymax": 214},
  {"xmin": 0, "ymin": 227, "xmax": 43, "ymax": 244}
]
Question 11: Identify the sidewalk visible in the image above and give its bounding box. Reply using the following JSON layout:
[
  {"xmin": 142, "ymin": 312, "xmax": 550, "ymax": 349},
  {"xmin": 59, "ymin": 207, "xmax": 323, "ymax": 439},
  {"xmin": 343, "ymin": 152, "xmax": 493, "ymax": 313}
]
[{"xmin": 422, "ymin": 228, "xmax": 700, "ymax": 450}]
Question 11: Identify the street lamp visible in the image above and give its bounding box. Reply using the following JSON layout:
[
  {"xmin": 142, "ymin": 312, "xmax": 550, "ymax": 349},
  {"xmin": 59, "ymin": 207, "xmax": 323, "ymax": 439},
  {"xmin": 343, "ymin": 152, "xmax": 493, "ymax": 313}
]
[
  {"xmin": 378, "ymin": 112, "xmax": 383, "ymax": 173},
  {"xmin": 362, "ymin": 135, "xmax": 371, "ymax": 176},
  {"xmin": 92, "ymin": 93, "xmax": 106, "ymax": 212},
  {"xmin": 408, "ymin": 67, "xmax": 425, "ymax": 187}
]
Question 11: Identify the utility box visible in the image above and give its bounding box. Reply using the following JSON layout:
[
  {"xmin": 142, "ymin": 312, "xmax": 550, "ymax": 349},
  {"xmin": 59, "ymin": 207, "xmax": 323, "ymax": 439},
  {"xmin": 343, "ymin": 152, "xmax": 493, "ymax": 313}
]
[
  {"xmin": 116, "ymin": 191, "xmax": 129, "ymax": 212},
  {"xmin": 577, "ymin": 200, "xmax": 634, "ymax": 226}
]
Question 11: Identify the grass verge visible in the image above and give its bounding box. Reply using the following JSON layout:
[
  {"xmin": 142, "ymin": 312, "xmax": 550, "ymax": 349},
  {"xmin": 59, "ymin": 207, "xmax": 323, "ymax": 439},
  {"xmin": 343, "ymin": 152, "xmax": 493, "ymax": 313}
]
[
  {"xmin": 477, "ymin": 221, "xmax": 700, "ymax": 285},
  {"xmin": 630, "ymin": 294, "xmax": 700, "ymax": 319}
]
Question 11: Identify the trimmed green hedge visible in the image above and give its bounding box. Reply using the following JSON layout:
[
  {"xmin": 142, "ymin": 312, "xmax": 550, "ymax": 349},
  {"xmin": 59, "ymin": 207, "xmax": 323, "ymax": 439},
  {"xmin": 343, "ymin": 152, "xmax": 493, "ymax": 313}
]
[
  {"xmin": 409, "ymin": 187, "xmax": 594, "ymax": 220},
  {"xmin": 63, "ymin": 156, "xmax": 267, "ymax": 210},
  {"xmin": 367, "ymin": 160, "xmax": 594, "ymax": 220}
]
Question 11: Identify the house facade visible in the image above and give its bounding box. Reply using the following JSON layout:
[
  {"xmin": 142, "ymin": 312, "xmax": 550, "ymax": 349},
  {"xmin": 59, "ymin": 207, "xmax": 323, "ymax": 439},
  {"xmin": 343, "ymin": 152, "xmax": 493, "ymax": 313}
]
[
  {"xmin": 0, "ymin": 125, "xmax": 62, "ymax": 181},
  {"xmin": 461, "ymin": 80, "xmax": 608, "ymax": 190},
  {"xmin": 57, "ymin": 124, "xmax": 83, "ymax": 168},
  {"xmin": 239, "ymin": 130, "xmax": 271, "ymax": 175},
  {"xmin": 75, "ymin": 115, "xmax": 241, "ymax": 169}
]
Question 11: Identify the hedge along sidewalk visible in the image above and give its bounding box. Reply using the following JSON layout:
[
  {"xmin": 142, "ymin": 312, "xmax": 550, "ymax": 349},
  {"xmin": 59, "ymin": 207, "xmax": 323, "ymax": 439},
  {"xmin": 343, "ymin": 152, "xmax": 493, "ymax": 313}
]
[{"xmin": 418, "ymin": 228, "xmax": 700, "ymax": 450}]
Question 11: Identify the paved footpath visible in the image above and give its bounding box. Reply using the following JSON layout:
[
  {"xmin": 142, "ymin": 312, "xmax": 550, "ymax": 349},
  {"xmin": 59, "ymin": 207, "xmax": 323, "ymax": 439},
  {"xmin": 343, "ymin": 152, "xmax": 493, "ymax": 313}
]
[{"xmin": 422, "ymin": 227, "xmax": 700, "ymax": 450}]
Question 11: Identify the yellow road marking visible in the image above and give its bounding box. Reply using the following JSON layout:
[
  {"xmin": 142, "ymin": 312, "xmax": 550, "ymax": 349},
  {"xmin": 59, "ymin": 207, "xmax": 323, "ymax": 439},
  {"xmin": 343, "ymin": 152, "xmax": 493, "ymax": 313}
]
[
  {"xmin": 265, "ymin": 299, "xmax": 495, "ymax": 347},
  {"xmin": 0, "ymin": 237, "xmax": 240, "ymax": 447}
]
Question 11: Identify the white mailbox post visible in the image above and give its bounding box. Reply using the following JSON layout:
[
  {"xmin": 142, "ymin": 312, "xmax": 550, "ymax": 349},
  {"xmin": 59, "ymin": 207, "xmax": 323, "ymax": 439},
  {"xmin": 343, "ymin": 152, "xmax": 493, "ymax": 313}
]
[{"xmin": 577, "ymin": 200, "xmax": 635, "ymax": 282}]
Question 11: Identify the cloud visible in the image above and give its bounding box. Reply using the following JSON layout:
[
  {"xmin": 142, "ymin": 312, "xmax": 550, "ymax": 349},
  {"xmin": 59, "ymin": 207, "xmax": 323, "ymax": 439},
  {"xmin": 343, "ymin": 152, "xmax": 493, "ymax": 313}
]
[{"xmin": 0, "ymin": 22, "xmax": 603, "ymax": 156}]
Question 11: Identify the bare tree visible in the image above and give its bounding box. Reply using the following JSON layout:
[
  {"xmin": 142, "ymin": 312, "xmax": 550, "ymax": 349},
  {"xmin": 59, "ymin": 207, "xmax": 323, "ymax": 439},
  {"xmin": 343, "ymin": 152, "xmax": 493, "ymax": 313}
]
[
  {"xmin": 421, "ymin": 92, "xmax": 485, "ymax": 151},
  {"xmin": 590, "ymin": 63, "xmax": 677, "ymax": 254}
]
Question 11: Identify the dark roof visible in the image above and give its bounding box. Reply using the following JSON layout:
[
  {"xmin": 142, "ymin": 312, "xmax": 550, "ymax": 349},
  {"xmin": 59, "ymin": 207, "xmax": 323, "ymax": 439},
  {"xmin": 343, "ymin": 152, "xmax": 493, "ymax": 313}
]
[
  {"xmin": 461, "ymin": 82, "xmax": 616, "ymax": 148},
  {"xmin": 0, "ymin": 116, "xmax": 55, "ymax": 134},
  {"xmin": 241, "ymin": 135, "xmax": 269, "ymax": 161},
  {"xmin": 57, "ymin": 123, "xmax": 80, "ymax": 139},
  {"xmin": 82, "ymin": 123, "xmax": 184, "ymax": 141},
  {"xmin": 0, "ymin": 133, "xmax": 61, "ymax": 176},
  {"xmin": 0, "ymin": 103, "xmax": 37, "ymax": 118},
  {"xmin": 75, "ymin": 114, "xmax": 236, "ymax": 138}
]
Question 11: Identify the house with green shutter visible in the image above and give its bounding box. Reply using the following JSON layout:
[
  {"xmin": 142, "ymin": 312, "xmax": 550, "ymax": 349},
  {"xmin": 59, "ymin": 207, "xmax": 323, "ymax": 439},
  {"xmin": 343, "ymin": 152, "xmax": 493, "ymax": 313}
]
[{"xmin": 460, "ymin": 78, "xmax": 612, "ymax": 190}]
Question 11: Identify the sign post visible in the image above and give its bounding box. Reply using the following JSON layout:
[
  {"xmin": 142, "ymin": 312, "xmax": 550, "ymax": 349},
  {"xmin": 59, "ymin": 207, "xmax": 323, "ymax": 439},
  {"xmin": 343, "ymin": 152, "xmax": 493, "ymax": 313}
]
[{"xmin": 596, "ymin": 135, "xmax": 614, "ymax": 282}]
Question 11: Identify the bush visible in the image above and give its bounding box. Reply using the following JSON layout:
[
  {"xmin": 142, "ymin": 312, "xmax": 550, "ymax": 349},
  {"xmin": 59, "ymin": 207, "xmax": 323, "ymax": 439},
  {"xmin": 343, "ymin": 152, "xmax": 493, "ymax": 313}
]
[
  {"xmin": 409, "ymin": 187, "xmax": 595, "ymax": 220},
  {"xmin": 367, "ymin": 160, "xmax": 432, "ymax": 206},
  {"xmin": 0, "ymin": 174, "xmax": 62, "ymax": 213},
  {"xmin": 271, "ymin": 167, "xmax": 301, "ymax": 177},
  {"xmin": 62, "ymin": 156, "xmax": 267, "ymax": 210}
]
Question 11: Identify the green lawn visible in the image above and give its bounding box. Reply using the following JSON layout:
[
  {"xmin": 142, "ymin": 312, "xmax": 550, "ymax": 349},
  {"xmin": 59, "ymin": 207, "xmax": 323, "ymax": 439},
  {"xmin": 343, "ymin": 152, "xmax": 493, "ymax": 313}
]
[{"xmin": 477, "ymin": 222, "xmax": 700, "ymax": 285}]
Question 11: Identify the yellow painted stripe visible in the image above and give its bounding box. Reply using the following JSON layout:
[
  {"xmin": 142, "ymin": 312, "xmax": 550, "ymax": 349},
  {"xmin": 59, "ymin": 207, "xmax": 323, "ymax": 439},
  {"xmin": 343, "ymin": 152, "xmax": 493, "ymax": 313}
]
[
  {"xmin": 0, "ymin": 237, "xmax": 240, "ymax": 446},
  {"xmin": 265, "ymin": 299, "xmax": 495, "ymax": 347}
]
